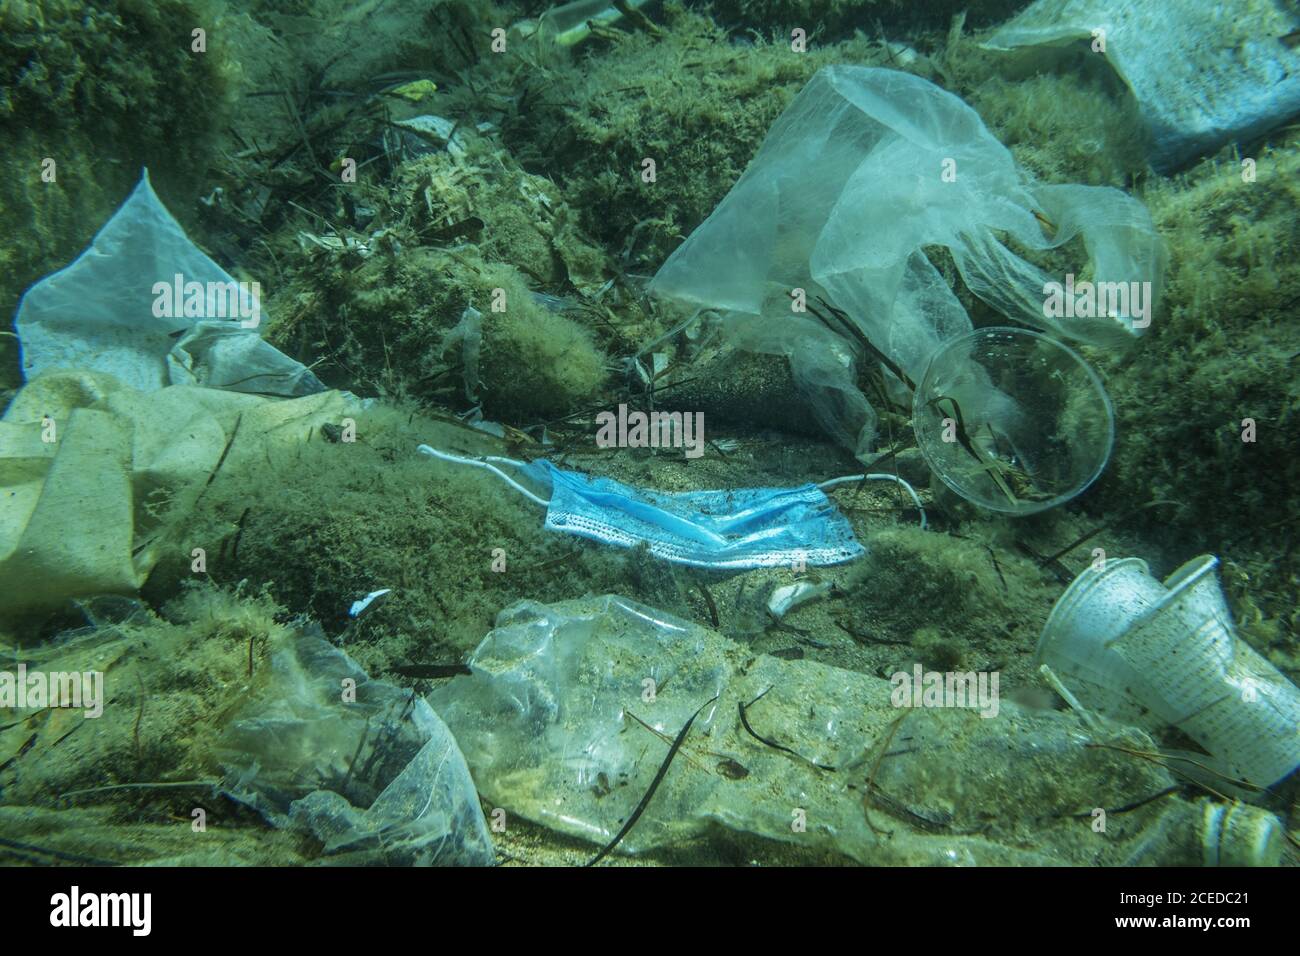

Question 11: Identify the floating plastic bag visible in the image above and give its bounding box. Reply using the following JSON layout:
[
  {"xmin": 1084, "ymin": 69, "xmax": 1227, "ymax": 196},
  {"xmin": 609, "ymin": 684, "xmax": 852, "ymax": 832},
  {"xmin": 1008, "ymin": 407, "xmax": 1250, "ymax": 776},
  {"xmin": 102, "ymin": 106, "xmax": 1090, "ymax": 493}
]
[
  {"xmin": 216, "ymin": 629, "xmax": 494, "ymax": 866},
  {"xmin": 985, "ymin": 0, "xmax": 1300, "ymax": 171},
  {"xmin": 650, "ymin": 65, "xmax": 1166, "ymax": 393},
  {"xmin": 430, "ymin": 595, "xmax": 1199, "ymax": 865},
  {"xmin": 13, "ymin": 169, "xmax": 323, "ymax": 397},
  {"xmin": 0, "ymin": 370, "xmax": 352, "ymax": 618}
]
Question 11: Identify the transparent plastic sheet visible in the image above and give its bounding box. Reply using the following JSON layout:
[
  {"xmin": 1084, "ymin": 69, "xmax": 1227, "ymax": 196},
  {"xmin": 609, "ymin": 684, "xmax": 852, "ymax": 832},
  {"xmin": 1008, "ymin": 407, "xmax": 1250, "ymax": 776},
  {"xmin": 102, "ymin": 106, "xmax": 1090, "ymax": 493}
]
[
  {"xmin": 13, "ymin": 169, "xmax": 323, "ymax": 397},
  {"xmin": 717, "ymin": 312, "xmax": 878, "ymax": 458},
  {"xmin": 216, "ymin": 631, "xmax": 494, "ymax": 866},
  {"xmin": 985, "ymin": 0, "xmax": 1300, "ymax": 171},
  {"xmin": 439, "ymin": 306, "xmax": 483, "ymax": 403},
  {"xmin": 650, "ymin": 66, "xmax": 1166, "ymax": 384},
  {"xmin": 430, "ymin": 595, "xmax": 1184, "ymax": 866}
]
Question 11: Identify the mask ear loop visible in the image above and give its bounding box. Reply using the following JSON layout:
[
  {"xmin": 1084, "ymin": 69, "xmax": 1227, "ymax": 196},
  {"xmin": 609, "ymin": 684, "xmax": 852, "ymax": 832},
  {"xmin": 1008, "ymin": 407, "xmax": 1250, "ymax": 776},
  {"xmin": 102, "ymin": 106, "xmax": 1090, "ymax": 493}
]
[
  {"xmin": 417, "ymin": 446, "xmax": 925, "ymax": 529},
  {"xmin": 817, "ymin": 473, "xmax": 927, "ymax": 530},
  {"xmin": 417, "ymin": 444, "xmax": 551, "ymax": 507}
]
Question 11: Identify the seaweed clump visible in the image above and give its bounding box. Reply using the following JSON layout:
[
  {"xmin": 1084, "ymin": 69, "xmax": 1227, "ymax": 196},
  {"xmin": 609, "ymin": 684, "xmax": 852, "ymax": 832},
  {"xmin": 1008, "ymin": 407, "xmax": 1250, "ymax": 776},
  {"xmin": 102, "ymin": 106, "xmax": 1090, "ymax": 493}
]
[{"xmin": 493, "ymin": 3, "xmax": 891, "ymax": 269}]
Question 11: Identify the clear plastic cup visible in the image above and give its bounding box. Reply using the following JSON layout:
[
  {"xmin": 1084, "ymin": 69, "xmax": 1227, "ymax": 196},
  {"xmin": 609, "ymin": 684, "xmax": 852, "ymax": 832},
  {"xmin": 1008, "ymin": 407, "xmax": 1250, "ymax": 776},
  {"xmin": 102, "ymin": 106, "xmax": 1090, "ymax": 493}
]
[{"xmin": 912, "ymin": 327, "xmax": 1114, "ymax": 515}]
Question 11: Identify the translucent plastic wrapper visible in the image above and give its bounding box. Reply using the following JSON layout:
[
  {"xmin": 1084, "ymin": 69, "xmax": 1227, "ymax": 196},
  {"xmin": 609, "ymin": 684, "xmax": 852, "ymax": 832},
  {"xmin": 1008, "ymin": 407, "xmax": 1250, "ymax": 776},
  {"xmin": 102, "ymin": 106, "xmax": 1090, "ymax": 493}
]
[
  {"xmin": 711, "ymin": 312, "xmax": 878, "ymax": 461},
  {"xmin": 14, "ymin": 169, "xmax": 323, "ymax": 397},
  {"xmin": 650, "ymin": 65, "xmax": 1165, "ymax": 386},
  {"xmin": 431, "ymin": 595, "xmax": 1188, "ymax": 866},
  {"xmin": 986, "ymin": 0, "xmax": 1300, "ymax": 172},
  {"xmin": 216, "ymin": 631, "xmax": 494, "ymax": 866}
]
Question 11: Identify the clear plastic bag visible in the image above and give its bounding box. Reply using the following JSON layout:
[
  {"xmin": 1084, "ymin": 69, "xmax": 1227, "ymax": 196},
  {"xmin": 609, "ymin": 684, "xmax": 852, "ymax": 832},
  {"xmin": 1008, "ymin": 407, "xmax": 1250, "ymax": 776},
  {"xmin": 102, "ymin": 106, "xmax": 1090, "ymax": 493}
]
[
  {"xmin": 216, "ymin": 630, "xmax": 495, "ymax": 866},
  {"xmin": 431, "ymin": 595, "xmax": 1186, "ymax": 865},
  {"xmin": 14, "ymin": 169, "xmax": 322, "ymax": 397},
  {"xmin": 649, "ymin": 66, "xmax": 1164, "ymax": 461}
]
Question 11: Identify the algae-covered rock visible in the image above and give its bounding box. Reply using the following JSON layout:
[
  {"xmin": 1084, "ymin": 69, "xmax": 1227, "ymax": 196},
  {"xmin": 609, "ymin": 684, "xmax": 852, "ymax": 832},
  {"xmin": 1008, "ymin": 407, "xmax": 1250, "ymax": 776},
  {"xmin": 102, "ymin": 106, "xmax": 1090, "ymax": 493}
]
[{"xmin": 476, "ymin": 277, "xmax": 608, "ymax": 421}]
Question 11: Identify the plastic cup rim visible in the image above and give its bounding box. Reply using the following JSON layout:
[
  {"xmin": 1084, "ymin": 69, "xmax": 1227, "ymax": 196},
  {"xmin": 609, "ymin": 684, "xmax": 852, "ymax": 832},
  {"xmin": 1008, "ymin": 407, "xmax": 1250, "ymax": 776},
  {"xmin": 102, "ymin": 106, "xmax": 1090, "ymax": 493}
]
[{"xmin": 913, "ymin": 326, "xmax": 1116, "ymax": 516}]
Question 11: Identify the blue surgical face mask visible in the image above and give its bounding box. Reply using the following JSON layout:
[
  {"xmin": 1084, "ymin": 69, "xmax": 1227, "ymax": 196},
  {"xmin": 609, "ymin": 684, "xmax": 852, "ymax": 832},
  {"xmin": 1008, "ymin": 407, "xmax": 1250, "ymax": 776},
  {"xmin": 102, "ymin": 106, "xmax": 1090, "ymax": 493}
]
[{"xmin": 417, "ymin": 445, "xmax": 924, "ymax": 570}]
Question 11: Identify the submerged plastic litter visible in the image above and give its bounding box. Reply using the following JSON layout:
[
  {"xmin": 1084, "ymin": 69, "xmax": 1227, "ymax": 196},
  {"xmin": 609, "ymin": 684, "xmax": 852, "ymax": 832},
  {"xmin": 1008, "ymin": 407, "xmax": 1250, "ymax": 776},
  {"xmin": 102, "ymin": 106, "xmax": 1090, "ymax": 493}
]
[
  {"xmin": 0, "ymin": 370, "xmax": 353, "ymax": 617},
  {"xmin": 912, "ymin": 327, "xmax": 1115, "ymax": 515},
  {"xmin": 1038, "ymin": 554, "xmax": 1300, "ymax": 790},
  {"xmin": 986, "ymin": 0, "xmax": 1300, "ymax": 171},
  {"xmin": 216, "ymin": 630, "xmax": 494, "ymax": 866},
  {"xmin": 417, "ymin": 443, "xmax": 930, "ymax": 568},
  {"xmin": 14, "ymin": 170, "xmax": 323, "ymax": 397},
  {"xmin": 651, "ymin": 66, "xmax": 1164, "ymax": 360},
  {"xmin": 429, "ymin": 594, "xmax": 1221, "ymax": 865}
]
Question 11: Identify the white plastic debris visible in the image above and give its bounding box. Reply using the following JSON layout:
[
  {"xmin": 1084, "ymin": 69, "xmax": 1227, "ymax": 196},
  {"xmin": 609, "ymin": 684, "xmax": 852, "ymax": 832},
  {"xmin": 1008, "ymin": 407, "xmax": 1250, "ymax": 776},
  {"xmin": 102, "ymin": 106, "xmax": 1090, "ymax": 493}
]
[
  {"xmin": 349, "ymin": 589, "xmax": 392, "ymax": 619},
  {"xmin": 985, "ymin": 0, "xmax": 1300, "ymax": 171},
  {"xmin": 390, "ymin": 114, "xmax": 467, "ymax": 158},
  {"xmin": 766, "ymin": 580, "xmax": 832, "ymax": 619},
  {"xmin": 1038, "ymin": 554, "xmax": 1300, "ymax": 789},
  {"xmin": 297, "ymin": 230, "xmax": 372, "ymax": 256},
  {"xmin": 14, "ymin": 169, "xmax": 322, "ymax": 397}
]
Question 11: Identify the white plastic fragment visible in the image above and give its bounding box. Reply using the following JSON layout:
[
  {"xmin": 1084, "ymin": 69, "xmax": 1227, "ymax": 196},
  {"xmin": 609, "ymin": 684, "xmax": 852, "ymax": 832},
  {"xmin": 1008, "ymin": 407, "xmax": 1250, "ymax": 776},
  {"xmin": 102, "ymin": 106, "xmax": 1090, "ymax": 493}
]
[
  {"xmin": 391, "ymin": 114, "xmax": 467, "ymax": 158},
  {"xmin": 766, "ymin": 580, "xmax": 832, "ymax": 619},
  {"xmin": 349, "ymin": 589, "xmax": 392, "ymax": 619},
  {"xmin": 985, "ymin": 0, "xmax": 1300, "ymax": 171}
]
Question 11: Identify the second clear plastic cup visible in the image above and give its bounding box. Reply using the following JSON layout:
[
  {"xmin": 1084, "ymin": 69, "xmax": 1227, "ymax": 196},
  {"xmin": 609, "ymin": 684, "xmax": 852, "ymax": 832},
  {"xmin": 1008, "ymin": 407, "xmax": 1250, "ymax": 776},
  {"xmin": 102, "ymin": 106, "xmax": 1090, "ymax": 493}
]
[{"xmin": 912, "ymin": 327, "xmax": 1114, "ymax": 515}]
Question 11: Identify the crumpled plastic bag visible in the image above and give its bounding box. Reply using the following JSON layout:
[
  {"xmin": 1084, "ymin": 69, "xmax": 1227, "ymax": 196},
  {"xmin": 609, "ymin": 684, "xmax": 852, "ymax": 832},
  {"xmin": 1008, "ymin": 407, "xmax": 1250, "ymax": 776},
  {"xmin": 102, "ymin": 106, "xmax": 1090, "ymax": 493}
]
[
  {"xmin": 649, "ymin": 66, "xmax": 1164, "ymax": 459},
  {"xmin": 13, "ymin": 169, "xmax": 323, "ymax": 397},
  {"xmin": 0, "ymin": 370, "xmax": 352, "ymax": 618},
  {"xmin": 985, "ymin": 0, "xmax": 1300, "ymax": 172},
  {"xmin": 430, "ymin": 594, "xmax": 1180, "ymax": 865},
  {"xmin": 216, "ymin": 630, "xmax": 495, "ymax": 866}
]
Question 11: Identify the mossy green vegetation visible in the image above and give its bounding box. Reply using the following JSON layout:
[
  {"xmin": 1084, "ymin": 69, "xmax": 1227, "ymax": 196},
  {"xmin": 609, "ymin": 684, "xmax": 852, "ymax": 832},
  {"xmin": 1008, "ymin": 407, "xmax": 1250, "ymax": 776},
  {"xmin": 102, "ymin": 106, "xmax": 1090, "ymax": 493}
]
[
  {"xmin": 1095, "ymin": 140, "xmax": 1300, "ymax": 644},
  {"xmin": 144, "ymin": 404, "xmax": 647, "ymax": 672},
  {"xmin": 493, "ymin": 3, "xmax": 892, "ymax": 269}
]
